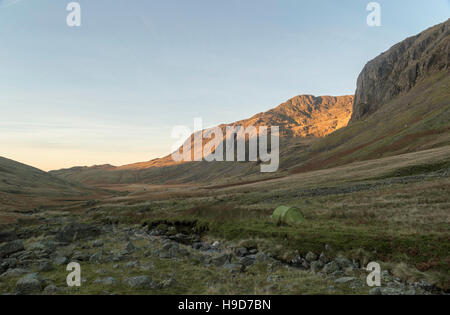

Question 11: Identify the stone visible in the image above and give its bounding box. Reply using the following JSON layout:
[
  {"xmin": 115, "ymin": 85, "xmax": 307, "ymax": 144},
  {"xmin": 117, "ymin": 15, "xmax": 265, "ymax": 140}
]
[
  {"xmin": 43, "ymin": 284, "xmax": 59, "ymax": 294},
  {"xmin": 37, "ymin": 261, "xmax": 54, "ymax": 272},
  {"xmin": 323, "ymin": 261, "xmax": 340, "ymax": 274},
  {"xmin": 319, "ymin": 252, "xmax": 329, "ymax": 264},
  {"xmin": 92, "ymin": 240, "xmax": 104, "ymax": 248},
  {"xmin": 1, "ymin": 268, "xmax": 29, "ymax": 278},
  {"xmin": 89, "ymin": 252, "xmax": 104, "ymax": 264},
  {"xmin": 124, "ymin": 261, "xmax": 138, "ymax": 268},
  {"xmin": 71, "ymin": 252, "xmax": 91, "ymax": 262},
  {"xmin": 16, "ymin": 273, "xmax": 44, "ymax": 295},
  {"xmin": 223, "ymin": 263, "xmax": 244, "ymax": 274},
  {"xmin": 236, "ymin": 247, "xmax": 249, "ymax": 257},
  {"xmin": 369, "ymin": 287, "xmax": 382, "ymax": 295},
  {"xmin": 124, "ymin": 276, "xmax": 156, "ymax": 289},
  {"xmin": 0, "ymin": 240, "xmax": 24, "ymax": 258},
  {"xmin": 212, "ymin": 254, "xmax": 231, "ymax": 266},
  {"xmin": 305, "ymin": 252, "xmax": 317, "ymax": 262},
  {"xmin": 310, "ymin": 261, "xmax": 324, "ymax": 273},
  {"xmin": 94, "ymin": 277, "xmax": 117, "ymax": 286},
  {"xmin": 54, "ymin": 256, "xmax": 69, "ymax": 266},
  {"xmin": 1, "ymin": 257, "xmax": 17, "ymax": 269},
  {"xmin": 55, "ymin": 223, "xmax": 101, "ymax": 243},
  {"xmin": 124, "ymin": 241, "xmax": 136, "ymax": 253},
  {"xmin": 238, "ymin": 256, "xmax": 255, "ymax": 267},
  {"xmin": 334, "ymin": 277, "xmax": 356, "ymax": 284},
  {"xmin": 334, "ymin": 257, "xmax": 352, "ymax": 269},
  {"xmin": 161, "ymin": 278, "xmax": 179, "ymax": 288}
]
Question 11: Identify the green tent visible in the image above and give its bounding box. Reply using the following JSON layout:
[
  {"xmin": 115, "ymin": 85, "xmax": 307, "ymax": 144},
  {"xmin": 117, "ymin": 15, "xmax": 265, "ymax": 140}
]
[{"xmin": 271, "ymin": 206, "xmax": 305, "ymax": 224}]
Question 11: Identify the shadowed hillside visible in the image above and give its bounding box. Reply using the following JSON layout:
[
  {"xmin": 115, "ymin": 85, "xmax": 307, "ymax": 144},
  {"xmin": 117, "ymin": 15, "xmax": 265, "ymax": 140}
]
[{"xmin": 0, "ymin": 157, "xmax": 100, "ymax": 219}]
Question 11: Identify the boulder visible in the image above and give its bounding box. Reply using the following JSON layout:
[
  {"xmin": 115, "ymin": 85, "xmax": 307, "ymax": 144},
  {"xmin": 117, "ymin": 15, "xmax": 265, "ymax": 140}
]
[
  {"xmin": 56, "ymin": 223, "xmax": 101, "ymax": 243},
  {"xmin": 124, "ymin": 276, "xmax": 156, "ymax": 289},
  {"xmin": 323, "ymin": 261, "xmax": 340, "ymax": 274},
  {"xmin": 0, "ymin": 240, "xmax": 24, "ymax": 258},
  {"xmin": 305, "ymin": 252, "xmax": 318, "ymax": 262},
  {"xmin": 16, "ymin": 273, "xmax": 44, "ymax": 295}
]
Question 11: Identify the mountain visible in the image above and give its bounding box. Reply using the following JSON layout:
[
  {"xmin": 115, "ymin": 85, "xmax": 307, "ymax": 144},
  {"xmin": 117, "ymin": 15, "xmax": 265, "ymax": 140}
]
[
  {"xmin": 0, "ymin": 157, "xmax": 97, "ymax": 214},
  {"xmin": 291, "ymin": 19, "xmax": 450, "ymax": 174},
  {"xmin": 51, "ymin": 19, "xmax": 450, "ymax": 186},
  {"xmin": 352, "ymin": 18, "xmax": 449, "ymax": 121},
  {"xmin": 50, "ymin": 95, "xmax": 354, "ymax": 184}
]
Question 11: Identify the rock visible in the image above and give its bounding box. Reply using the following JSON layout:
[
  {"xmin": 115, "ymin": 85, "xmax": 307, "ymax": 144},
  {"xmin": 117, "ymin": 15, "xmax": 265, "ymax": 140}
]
[
  {"xmin": 124, "ymin": 241, "xmax": 136, "ymax": 253},
  {"xmin": 192, "ymin": 242, "xmax": 205, "ymax": 251},
  {"xmin": 291, "ymin": 255, "xmax": 303, "ymax": 266},
  {"xmin": 331, "ymin": 270, "xmax": 346, "ymax": 279},
  {"xmin": 238, "ymin": 256, "xmax": 256, "ymax": 267},
  {"xmin": 310, "ymin": 261, "xmax": 324, "ymax": 273},
  {"xmin": 254, "ymin": 252, "xmax": 276, "ymax": 264},
  {"xmin": 305, "ymin": 252, "xmax": 317, "ymax": 262},
  {"xmin": 56, "ymin": 223, "xmax": 101, "ymax": 243},
  {"xmin": 43, "ymin": 284, "xmax": 59, "ymax": 294},
  {"xmin": 0, "ymin": 240, "xmax": 24, "ymax": 258},
  {"xmin": 54, "ymin": 256, "xmax": 69, "ymax": 266},
  {"xmin": 169, "ymin": 234, "xmax": 191, "ymax": 245},
  {"xmin": 71, "ymin": 252, "xmax": 91, "ymax": 262},
  {"xmin": 414, "ymin": 280, "xmax": 434, "ymax": 292},
  {"xmin": 94, "ymin": 277, "xmax": 117, "ymax": 286},
  {"xmin": 267, "ymin": 275, "xmax": 282, "ymax": 283},
  {"xmin": 323, "ymin": 261, "xmax": 340, "ymax": 274},
  {"xmin": 369, "ymin": 287, "xmax": 382, "ymax": 295},
  {"xmin": 212, "ymin": 241, "xmax": 221, "ymax": 248},
  {"xmin": 223, "ymin": 263, "xmax": 244, "ymax": 274},
  {"xmin": 334, "ymin": 257, "xmax": 352, "ymax": 269},
  {"xmin": 37, "ymin": 261, "xmax": 54, "ymax": 272},
  {"xmin": 1, "ymin": 268, "xmax": 29, "ymax": 278},
  {"xmin": 124, "ymin": 276, "xmax": 156, "ymax": 289},
  {"xmin": 236, "ymin": 247, "xmax": 249, "ymax": 257},
  {"xmin": 319, "ymin": 252, "xmax": 329, "ymax": 264},
  {"xmin": 351, "ymin": 20, "xmax": 450, "ymax": 122},
  {"xmin": 89, "ymin": 252, "xmax": 104, "ymax": 264},
  {"xmin": 124, "ymin": 261, "xmax": 138, "ymax": 269},
  {"xmin": 16, "ymin": 273, "xmax": 44, "ymax": 295},
  {"xmin": 161, "ymin": 278, "xmax": 179, "ymax": 288},
  {"xmin": 379, "ymin": 287, "xmax": 405, "ymax": 295},
  {"xmin": 212, "ymin": 254, "xmax": 232, "ymax": 266},
  {"xmin": 1, "ymin": 257, "xmax": 17, "ymax": 269},
  {"xmin": 334, "ymin": 277, "xmax": 356, "ymax": 284},
  {"xmin": 0, "ymin": 231, "xmax": 17, "ymax": 243},
  {"xmin": 92, "ymin": 240, "xmax": 104, "ymax": 248},
  {"xmin": 249, "ymin": 249, "xmax": 258, "ymax": 255}
]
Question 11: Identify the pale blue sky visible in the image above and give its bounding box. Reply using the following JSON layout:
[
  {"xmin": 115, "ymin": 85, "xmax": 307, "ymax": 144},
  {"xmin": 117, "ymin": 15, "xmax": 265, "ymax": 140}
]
[{"xmin": 0, "ymin": 0, "xmax": 449, "ymax": 170}]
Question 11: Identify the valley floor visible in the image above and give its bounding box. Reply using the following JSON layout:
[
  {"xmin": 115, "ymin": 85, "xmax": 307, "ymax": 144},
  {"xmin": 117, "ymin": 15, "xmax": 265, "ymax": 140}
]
[{"xmin": 0, "ymin": 146, "xmax": 449, "ymax": 295}]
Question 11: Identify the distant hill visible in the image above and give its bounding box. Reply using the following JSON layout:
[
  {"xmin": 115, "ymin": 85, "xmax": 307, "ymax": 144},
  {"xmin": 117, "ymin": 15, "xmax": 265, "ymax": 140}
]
[
  {"xmin": 0, "ymin": 157, "xmax": 96, "ymax": 213},
  {"xmin": 50, "ymin": 95, "xmax": 354, "ymax": 184}
]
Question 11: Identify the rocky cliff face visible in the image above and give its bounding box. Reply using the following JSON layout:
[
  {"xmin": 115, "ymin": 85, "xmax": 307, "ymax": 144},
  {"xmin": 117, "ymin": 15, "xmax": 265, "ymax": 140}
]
[
  {"xmin": 351, "ymin": 19, "xmax": 449, "ymax": 122},
  {"xmin": 231, "ymin": 94, "xmax": 354, "ymax": 138}
]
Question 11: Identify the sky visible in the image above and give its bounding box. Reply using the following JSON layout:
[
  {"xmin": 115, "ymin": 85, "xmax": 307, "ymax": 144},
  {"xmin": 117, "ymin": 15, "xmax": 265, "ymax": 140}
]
[{"xmin": 0, "ymin": 0, "xmax": 449, "ymax": 171}]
